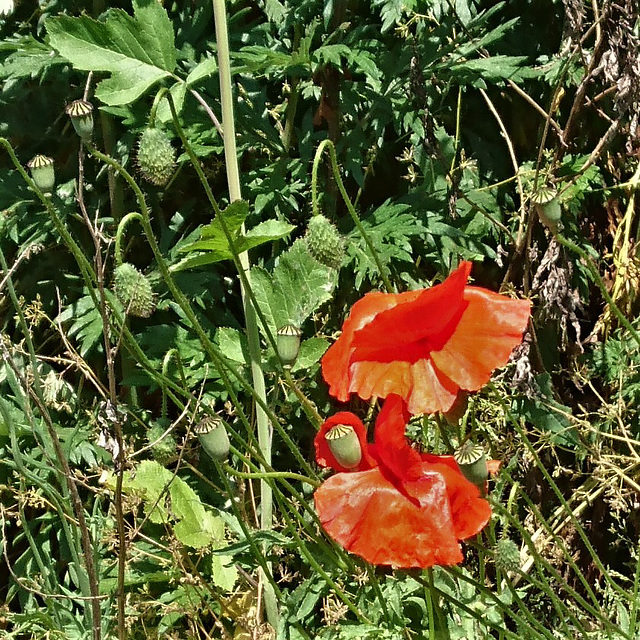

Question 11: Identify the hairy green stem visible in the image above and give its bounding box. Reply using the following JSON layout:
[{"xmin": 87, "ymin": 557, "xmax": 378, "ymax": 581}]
[
  {"xmin": 114, "ymin": 212, "xmax": 144, "ymax": 266},
  {"xmin": 311, "ymin": 138, "xmax": 393, "ymax": 292}
]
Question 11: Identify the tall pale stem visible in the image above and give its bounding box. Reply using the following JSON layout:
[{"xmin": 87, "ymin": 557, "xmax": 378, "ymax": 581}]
[{"xmin": 212, "ymin": 0, "xmax": 278, "ymax": 628}]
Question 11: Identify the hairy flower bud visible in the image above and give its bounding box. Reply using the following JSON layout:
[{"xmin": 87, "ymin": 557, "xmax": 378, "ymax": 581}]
[
  {"xmin": 147, "ymin": 421, "xmax": 177, "ymax": 464},
  {"xmin": 305, "ymin": 214, "xmax": 345, "ymax": 269},
  {"xmin": 494, "ymin": 538, "xmax": 521, "ymax": 573},
  {"xmin": 137, "ymin": 127, "xmax": 176, "ymax": 186},
  {"xmin": 113, "ymin": 263, "xmax": 156, "ymax": 318}
]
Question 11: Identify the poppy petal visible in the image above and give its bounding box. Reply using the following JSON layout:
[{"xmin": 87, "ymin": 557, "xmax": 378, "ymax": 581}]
[
  {"xmin": 370, "ymin": 395, "xmax": 422, "ymax": 476},
  {"xmin": 408, "ymin": 461, "xmax": 492, "ymax": 540},
  {"xmin": 430, "ymin": 287, "xmax": 531, "ymax": 391},
  {"xmin": 314, "ymin": 467, "xmax": 465, "ymax": 568},
  {"xmin": 349, "ymin": 262, "xmax": 472, "ymax": 361},
  {"xmin": 314, "ymin": 412, "xmax": 376, "ymax": 472},
  {"xmin": 321, "ymin": 291, "xmax": 406, "ymax": 402}
]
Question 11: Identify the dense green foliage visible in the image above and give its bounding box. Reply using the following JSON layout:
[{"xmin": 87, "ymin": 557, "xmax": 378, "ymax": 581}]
[{"xmin": 1, "ymin": 0, "xmax": 640, "ymax": 638}]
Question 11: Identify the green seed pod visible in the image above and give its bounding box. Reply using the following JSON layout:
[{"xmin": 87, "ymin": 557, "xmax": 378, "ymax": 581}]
[
  {"xmin": 137, "ymin": 128, "xmax": 176, "ymax": 186},
  {"xmin": 27, "ymin": 155, "xmax": 55, "ymax": 193},
  {"xmin": 276, "ymin": 324, "xmax": 302, "ymax": 367},
  {"xmin": 494, "ymin": 538, "xmax": 521, "ymax": 573},
  {"xmin": 65, "ymin": 100, "xmax": 94, "ymax": 141},
  {"xmin": 533, "ymin": 185, "xmax": 561, "ymax": 232},
  {"xmin": 195, "ymin": 415, "xmax": 230, "ymax": 461},
  {"xmin": 304, "ymin": 214, "xmax": 345, "ymax": 270},
  {"xmin": 454, "ymin": 441, "xmax": 488, "ymax": 490},
  {"xmin": 325, "ymin": 423, "xmax": 362, "ymax": 469},
  {"xmin": 147, "ymin": 420, "xmax": 177, "ymax": 464},
  {"xmin": 113, "ymin": 263, "xmax": 156, "ymax": 318}
]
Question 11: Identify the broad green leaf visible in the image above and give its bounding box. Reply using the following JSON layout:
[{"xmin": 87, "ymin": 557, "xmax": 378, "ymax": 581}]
[
  {"xmin": 46, "ymin": 0, "xmax": 176, "ymax": 105},
  {"xmin": 174, "ymin": 202, "xmax": 294, "ymax": 270},
  {"xmin": 0, "ymin": 36, "xmax": 65, "ymax": 80},
  {"xmin": 251, "ymin": 239, "xmax": 337, "ymax": 336},
  {"xmin": 125, "ymin": 459, "xmax": 173, "ymax": 523},
  {"xmin": 216, "ymin": 327, "xmax": 249, "ymax": 364},
  {"xmin": 155, "ymin": 81, "xmax": 187, "ymax": 123},
  {"xmin": 186, "ymin": 56, "xmax": 218, "ymax": 86},
  {"xmin": 292, "ymin": 337, "xmax": 329, "ymax": 371}
]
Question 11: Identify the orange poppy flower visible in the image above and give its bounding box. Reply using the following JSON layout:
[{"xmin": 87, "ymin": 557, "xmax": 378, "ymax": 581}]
[
  {"xmin": 321, "ymin": 261, "xmax": 531, "ymax": 415},
  {"xmin": 314, "ymin": 396, "xmax": 491, "ymax": 568}
]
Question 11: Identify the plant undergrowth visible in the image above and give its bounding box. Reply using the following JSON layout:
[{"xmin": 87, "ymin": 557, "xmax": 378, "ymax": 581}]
[{"xmin": 1, "ymin": 0, "xmax": 640, "ymax": 638}]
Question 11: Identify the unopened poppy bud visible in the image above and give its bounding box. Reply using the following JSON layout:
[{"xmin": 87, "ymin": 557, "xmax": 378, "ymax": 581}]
[
  {"xmin": 195, "ymin": 415, "xmax": 230, "ymax": 461},
  {"xmin": 494, "ymin": 538, "xmax": 521, "ymax": 573},
  {"xmin": 147, "ymin": 420, "xmax": 177, "ymax": 464},
  {"xmin": 113, "ymin": 263, "xmax": 156, "ymax": 318},
  {"xmin": 325, "ymin": 423, "xmax": 362, "ymax": 469},
  {"xmin": 305, "ymin": 214, "xmax": 345, "ymax": 269},
  {"xmin": 276, "ymin": 324, "xmax": 302, "ymax": 367},
  {"xmin": 65, "ymin": 99, "xmax": 94, "ymax": 141},
  {"xmin": 454, "ymin": 441, "xmax": 488, "ymax": 489},
  {"xmin": 533, "ymin": 186, "xmax": 561, "ymax": 232},
  {"xmin": 137, "ymin": 127, "xmax": 176, "ymax": 186},
  {"xmin": 27, "ymin": 155, "xmax": 55, "ymax": 193}
]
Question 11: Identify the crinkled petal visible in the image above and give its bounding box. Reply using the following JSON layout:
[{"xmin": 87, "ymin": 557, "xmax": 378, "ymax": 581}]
[
  {"xmin": 314, "ymin": 412, "xmax": 376, "ymax": 472},
  {"xmin": 321, "ymin": 291, "xmax": 409, "ymax": 401},
  {"xmin": 430, "ymin": 287, "xmax": 531, "ymax": 391},
  {"xmin": 370, "ymin": 395, "xmax": 422, "ymax": 476},
  {"xmin": 349, "ymin": 262, "xmax": 472, "ymax": 361},
  {"xmin": 347, "ymin": 357, "xmax": 459, "ymax": 414},
  {"xmin": 408, "ymin": 461, "xmax": 492, "ymax": 540},
  {"xmin": 314, "ymin": 467, "xmax": 464, "ymax": 568},
  {"xmin": 321, "ymin": 263, "xmax": 473, "ymax": 404}
]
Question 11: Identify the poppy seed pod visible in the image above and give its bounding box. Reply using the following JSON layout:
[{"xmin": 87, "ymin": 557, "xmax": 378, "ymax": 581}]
[
  {"xmin": 27, "ymin": 155, "xmax": 55, "ymax": 193},
  {"xmin": 454, "ymin": 441, "xmax": 488, "ymax": 489},
  {"xmin": 276, "ymin": 324, "xmax": 302, "ymax": 367},
  {"xmin": 533, "ymin": 185, "xmax": 561, "ymax": 232},
  {"xmin": 195, "ymin": 415, "xmax": 230, "ymax": 461},
  {"xmin": 65, "ymin": 100, "xmax": 94, "ymax": 141},
  {"xmin": 305, "ymin": 214, "xmax": 345, "ymax": 269},
  {"xmin": 324, "ymin": 423, "xmax": 363, "ymax": 469}
]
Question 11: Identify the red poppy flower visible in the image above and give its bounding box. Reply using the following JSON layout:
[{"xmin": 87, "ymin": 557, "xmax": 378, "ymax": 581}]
[
  {"xmin": 314, "ymin": 395, "xmax": 491, "ymax": 568},
  {"xmin": 321, "ymin": 261, "xmax": 531, "ymax": 415}
]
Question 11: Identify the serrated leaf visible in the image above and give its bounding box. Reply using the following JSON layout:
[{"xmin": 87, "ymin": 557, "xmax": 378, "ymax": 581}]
[
  {"xmin": 155, "ymin": 81, "xmax": 187, "ymax": 123},
  {"xmin": 251, "ymin": 239, "xmax": 337, "ymax": 336},
  {"xmin": 174, "ymin": 203, "xmax": 294, "ymax": 270},
  {"xmin": 216, "ymin": 327, "xmax": 249, "ymax": 364},
  {"xmin": 0, "ymin": 36, "xmax": 65, "ymax": 80},
  {"xmin": 186, "ymin": 56, "xmax": 218, "ymax": 86},
  {"xmin": 292, "ymin": 337, "xmax": 329, "ymax": 371},
  {"xmin": 46, "ymin": 0, "xmax": 176, "ymax": 106}
]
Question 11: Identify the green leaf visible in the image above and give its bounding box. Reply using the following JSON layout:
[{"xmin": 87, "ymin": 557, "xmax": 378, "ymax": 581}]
[
  {"xmin": 251, "ymin": 239, "xmax": 337, "ymax": 336},
  {"xmin": 442, "ymin": 55, "xmax": 536, "ymax": 87},
  {"xmin": 174, "ymin": 202, "xmax": 294, "ymax": 270},
  {"xmin": 216, "ymin": 327, "xmax": 249, "ymax": 364},
  {"xmin": 0, "ymin": 36, "xmax": 65, "ymax": 80},
  {"xmin": 46, "ymin": 0, "xmax": 176, "ymax": 105},
  {"xmin": 292, "ymin": 337, "xmax": 329, "ymax": 372},
  {"xmin": 186, "ymin": 56, "xmax": 218, "ymax": 86}
]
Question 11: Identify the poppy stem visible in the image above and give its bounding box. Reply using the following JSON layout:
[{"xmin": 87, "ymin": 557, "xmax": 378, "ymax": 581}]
[{"xmin": 311, "ymin": 139, "xmax": 394, "ymax": 293}]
